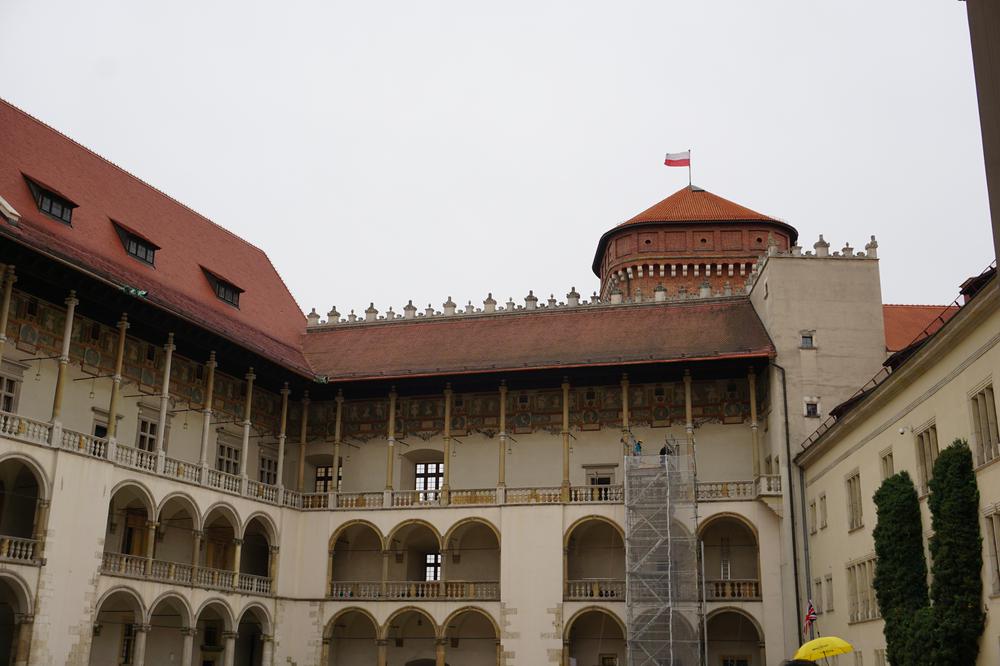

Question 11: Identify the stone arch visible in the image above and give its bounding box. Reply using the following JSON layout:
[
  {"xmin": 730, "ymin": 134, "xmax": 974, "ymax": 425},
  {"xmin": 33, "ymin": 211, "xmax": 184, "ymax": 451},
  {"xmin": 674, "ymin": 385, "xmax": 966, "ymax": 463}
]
[
  {"xmin": 156, "ymin": 493, "xmax": 200, "ymax": 565},
  {"xmin": 237, "ymin": 602, "xmax": 273, "ymax": 635},
  {"xmin": 562, "ymin": 606, "xmax": 626, "ymax": 641},
  {"xmin": 194, "ymin": 598, "xmax": 235, "ymax": 631},
  {"xmin": 443, "ymin": 517, "xmax": 501, "ymax": 549},
  {"xmin": 89, "ymin": 587, "xmax": 147, "ymax": 666},
  {"xmin": 146, "ymin": 591, "xmax": 193, "ymax": 626},
  {"xmin": 201, "ymin": 501, "xmax": 241, "ymax": 533},
  {"xmin": 94, "ymin": 586, "xmax": 145, "ymax": 623},
  {"xmin": 697, "ymin": 511, "xmax": 760, "ymax": 541},
  {"xmin": 0, "ymin": 452, "xmax": 51, "ymax": 500},
  {"xmin": 324, "ymin": 607, "xmax": 379, "ymax": 665},
  {"xmin": 442, "ymin": 606, "xmax": 500, "ymax": 638},
  {"xmin": 329, "ymin": 519, "xmax": 386, "ymax": 552},
  {"xmin": 108, "ymin": 479, "xmax": 156, "ymax": 517},
  {"xmin": 706, "ymin": 605, "xmax": 764, "ymax": 639},
  {"xmin": 381, "ymin": 606, "xmax": 440, "ymax": 640},
  {"xmin": 324, "ymin": 607, "xmax": 380, "ymax": 639},
  {"xmin": 241, "ymin": 511, "xmax": 278, "ymax": 544},
  {"xmin": 386, "ymin": 519, "xmax": 443, "ymax": 550},
  {"xmin": 0, "ymin": 571, "xmax": 33, "ymax": 616},
  {"xmin": 563, "ymin": 515, "xmax": 624, "ymax": 547},
  {"xmin": 699, "ymin": 512, "xmax": 761, "ymax": 592},
  {"xmin": 156, "ymin": 491, "xmax": 201, "ymax": 526},
  {"xmin": 706, "ymin": 606, "xmax": 765, "ymax": 666}
]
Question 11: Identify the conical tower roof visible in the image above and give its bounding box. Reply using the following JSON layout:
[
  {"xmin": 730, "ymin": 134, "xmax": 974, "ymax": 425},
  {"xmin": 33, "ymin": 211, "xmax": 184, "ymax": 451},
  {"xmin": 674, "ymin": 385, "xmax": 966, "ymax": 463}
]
[{"xmin": 620, "ymin": 185, "xmax": 777, "ymax": 226}]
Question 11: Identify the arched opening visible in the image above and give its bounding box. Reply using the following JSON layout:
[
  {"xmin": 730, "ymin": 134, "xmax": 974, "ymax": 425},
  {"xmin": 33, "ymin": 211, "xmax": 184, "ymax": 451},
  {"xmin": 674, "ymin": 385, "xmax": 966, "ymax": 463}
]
[
  {"xmin": 444, "ymin": 520, "xmax": 500, "ymax": 599},
  {"xmin": 326, "ymin": 609, "xmax": 378, "ymax": 665},
  {"xmin": 202, "ymin": 506, "xmax": 239, "ymax": 572},
  {"xmin": 194, "ymin": 601, "xmax": 233, "ymax": 666},
  {"xmin": 0, "ymin": 576, "xmax": 31, "ymax": 665},
  {"xmin": 444, "ymin": 608, "xmax": 499, "ymax": 666},
  {"xmin": 104, "ymin": 484, "xmax": 155, "ymax": 575},
  {"xmin": 89, "ymin": 589, "xmax": 144, "ymax": 666},
  {"xmin": 156, "ymin": 495, "xmax": 198, "ymax": 567},
  {"xmin": 565, "ymin": 518, "xmax": 625, "ymax": 600},
  {"xmin": 700, "ymin": 515, "xmax": 760, "ymax": 600},
  {"xmin": 329, "ymin": 522, "xmax": 383, "ymax": 599},
  {"xmin": 706, "ymin": 609, "xmax": 764, "ymax": 666},
  {"xmin": 386, "ymin": 522, "xmax": 442, "ymax": 598},
  {"xmin": 0, "ymin": 458, "xmax": 43, "ymax": 563},
  {"xmin": 145, "ymin": 594, "xmax": 191, "ymax": 665},
  {"xmin": 240, "ymin": 517, "xmax": 273, "ymax": 579},
  {"xmin": 629, "ymin": 607, "xmax": 700, "ymax": 664},
  {"xmin": 385, "ymin": 609, "xmax": 436, "ymax": 666},
  {"xmin": 400, "ymin": 449, "xmax": 444, "ymax": 504},
  {"xmin": 234, "ymin": 606, "xmax": 269, "ymax": 666},
  {"xmin": 564, "ymin": 608, "xmax": 625, "ymax": 666}
]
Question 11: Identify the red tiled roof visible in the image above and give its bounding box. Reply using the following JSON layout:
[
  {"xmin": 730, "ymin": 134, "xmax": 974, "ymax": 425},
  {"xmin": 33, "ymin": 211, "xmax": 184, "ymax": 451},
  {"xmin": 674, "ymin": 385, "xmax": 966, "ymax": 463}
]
[
  {"xmin": 621, "ymin": 186, "xmax": 778, "ymax": 226},
  {"xmin": 0, "ymin": 99, "xmax": 311, "ymax": 375},
  {"xmin": 883, "ymin": 304, "xmax": 960, "ymax": 353},
  {"xmin": 302, "ymin": 298, "xmax": 775, "ymax": 382}
]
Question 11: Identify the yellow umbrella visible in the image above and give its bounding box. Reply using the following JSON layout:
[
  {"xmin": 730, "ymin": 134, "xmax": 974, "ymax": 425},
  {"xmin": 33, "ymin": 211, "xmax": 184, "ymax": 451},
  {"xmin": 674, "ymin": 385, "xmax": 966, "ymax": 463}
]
[{"xmin": 793, "ymin": 636, "xmax": 854, "ymax": 661}]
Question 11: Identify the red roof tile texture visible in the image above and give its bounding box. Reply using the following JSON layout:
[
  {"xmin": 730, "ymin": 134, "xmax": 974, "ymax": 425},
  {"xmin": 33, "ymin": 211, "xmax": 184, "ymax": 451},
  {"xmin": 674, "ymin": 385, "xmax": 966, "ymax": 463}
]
[
  {"xmin": 621, "ymin": 186, "xmax": 778, "ymax": 226},
  {"xmin": 302, "ymin": 299, "xmax": 775, "ymax": 382},
  {"xmin": 0, "ymin": 100, "xmax": 311, "ymax": 374},
  {"xmin": 883, "ymin": 304, "xmax": 960, "ymax": 352}
]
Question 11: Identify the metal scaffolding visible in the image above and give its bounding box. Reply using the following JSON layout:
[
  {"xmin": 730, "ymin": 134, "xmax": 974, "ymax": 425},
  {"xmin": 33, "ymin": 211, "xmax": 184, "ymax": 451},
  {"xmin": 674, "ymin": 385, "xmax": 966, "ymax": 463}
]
[{"xmin": 624, "ymin": 443, "xmax": 703, "ymax": 666}]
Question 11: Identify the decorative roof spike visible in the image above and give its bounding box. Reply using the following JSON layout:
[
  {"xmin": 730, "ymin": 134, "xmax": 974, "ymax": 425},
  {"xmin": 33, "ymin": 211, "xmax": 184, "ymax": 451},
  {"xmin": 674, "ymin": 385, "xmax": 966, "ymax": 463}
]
[
  {"xmin": 525, "ymin": 290, "xmax": 538, "ymax": 310},
  {"xmin": 327, "ymin": 306, "xmax": 340, "ymax": 322},
  {"xmin": 425, "ymin": 304, "xmax": 435, "ymax": 317},
  {"xmin": 386, "ymin": 307, "xmax": 396, "ymax": 319},
  {"xmin": 483, "ymin": 293, "xmax": 497, "ymax": 313},
  {"xmin": 364, "ymin": 303, "xmax": 378, "ymax": 322},
  {"xmin": 814, "ymin": 234, "xmax": 830, "ymax": 257},
  {"xmin": 547, "ymin": 294, "xmax": 557, "ymax": 308},
  {"xmin": 306, "ymin": 308, "xmax": 321, "ymax": 327},
  {"xmin": 443, "ymin": 296, "xmax": 457, "ymax": 316},
  {"xmin": 465, "ymin": 301, "xmax": 475, "ymax": 314},
  {"xmin": 865, "ymin": 235, "xmax": 878, "ymax": 259},
  {"xmin": 506, "ymin": 296, "xmax": 516, "ymax": 311},
  {"xmin": 348, "ymin": 309, "xmax": 357, "ymax": 323},
  {"xmin": 591, "ymin": 291, "xmax": 600, "ymax": 304},
  {"xmin": 403, "ymin": 300, "xmax": 417, "ymax": 319},
  {"xmin": 566, "ymin": 287, "xmax": 580, "ymax": 307}
]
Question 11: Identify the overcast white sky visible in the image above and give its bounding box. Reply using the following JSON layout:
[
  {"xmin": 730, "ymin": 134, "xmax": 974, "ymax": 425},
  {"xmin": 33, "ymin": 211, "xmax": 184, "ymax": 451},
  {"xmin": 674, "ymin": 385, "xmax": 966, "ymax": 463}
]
[{"xmin": 0, "ymin": 1, "xmax": 993, "ymax": 316}]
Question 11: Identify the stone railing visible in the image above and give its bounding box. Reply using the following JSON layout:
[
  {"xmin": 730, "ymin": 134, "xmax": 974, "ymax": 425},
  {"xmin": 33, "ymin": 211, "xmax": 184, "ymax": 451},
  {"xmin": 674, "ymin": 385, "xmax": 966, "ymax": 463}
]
[
  {"xmin": 59, "ymin": 427, "xmax": 107, "ymax": 459},
  {"xmin": 564, "ymin": 579, "xmax": 625, "ymax": 600},
  {"xmin": 206, "ymin": 468, "xmax": 242, "ymax": 494},
  {"xmin": 505, "ymin": 487, "xmax": 563, "ymax": 504},
  {"xmin": 0, "ymin": 535, "xmax": 39, "ymax": 564},
  {"xmin": 391, "ymin": 490, "xmax": 441, "ymax": 507},
  {"xmin": 115, "ymin": 444, "xmax": 157, "ymax": 472},
  {"xmin": 335, "ymin": 492, "xmax": 384, "ymax": 509},
  {"xmin": 756, "ymin": 474, "xmax": 782, "ymax": 496},
  {"xmin": 301, "ymin": 493, "xmax": 329, "ymax": 509},
  {"xmin": 101, "ymin": 551, "xmax": 272, "ymax": 596},
  {"xmin": 329, "ymin": 581, "xmax": 383, "ymax": 599},
  {"xmin": 247, "ymin": 479, "xmax": 279, "ymax": 504},
  {"xmin": 570, "ymin": 485, "xmax": 624, "ymax": 503},
  {"xmin": 163, "ymin": 456, "xmax": 200, "ymax": 483},
  {"xmin": 449, "ymin": 488, "xmax": 497, "ymax": 505},
  {"xmin": 0, "ymin": 412, "xmax": 51, "ymax": 445},
  {"xmin": 706, "ymin": 579, "xmax": 761, "ymax": 600},
  {"xmin": 328, "ymin": 580, "xmax": 500, "ymax": 601},
  {"xmin": 697, "ymin": 477, "xmax": 783, "ymax": 502}
]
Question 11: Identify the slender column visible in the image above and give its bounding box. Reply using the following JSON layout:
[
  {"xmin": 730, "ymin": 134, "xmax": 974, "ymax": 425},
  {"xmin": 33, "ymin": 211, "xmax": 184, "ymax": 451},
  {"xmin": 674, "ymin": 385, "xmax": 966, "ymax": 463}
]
[
  {"xmin": 381, "ymin": 549, "xmax": 390, "ymax": 595},
  {"xmin": 106, "ymin": 314, "xmax": 129, "ymax": 442},
  {"xmin": 232, "ymin": 538, "xmax": 243, "ymax": 588},
  {"xmin": 561, "ymin": 378, "xmax": 571, "ymax": 501},
  {"xmin": 133, "ymin": 624, "xmax": 149, "ymax": 666},
  {"xmin": 268, "ymin": 545, "xmax": 280, "ymax": 583},
  {"xmin": 198, "ymin": 352, "xmax": 218, "ymax": 476},
  {"xmin": 748, "ymin": 367, "xmax": 760, "ymax": 477},
  {"xmin": 12, "ymin": 615, "xmax": 32, "ymax": 666},
  {"xmin": 261, "ymin": 635, "xmax": 274, "ymax": 666},
  {"xmin": 442, "ymin": 384, "xmax": 452, "ymax": 504},
  {"xmin": 0, "ymin": 266, "xmax": 16, "ymax": 369},
  {"xmin": 562, "ymin": 640, "xmax": 571, "ymax": 666},
  {"xmin": 50, "ymin": 290, "xmax": 78, "ymax": 423},
  {"xmin": 320, "ymin": 638, "xmax": 330, "ymax": 666},
  {"xmin": 620, "ymin": 373, "xmax": 630, "ymax": 460},
  {"xmin": 276, "ymin": 383, "xmax": 290, "ymax": 489},
  {"xmin": 332, "ymin": 389, "xmax": 344, "ymax": 497},
  {"xmin": 684, "ymin": 370, "xmax": 694, "ymax": 456},
  {"xmin": 154, "ymin": 333, "xmax": 175, "ymax": 471},
  {"xmin": 240, "ymin": 367, "xmax": 256, "ymax": 486},
  {"xmin": 222, "ymin": 631, "xmax": 237, "ymax": 666},
  {"xmin": 435, "ymin": 638, "xmax": 446, "ymax": 666},
  {"xmin": 31, "ymin": 499, "xmax": 49, "ymax": 561},
  {"xmin": 384, "ymin": 388, "xmax": 396, "ymax": 491},
  {"xmin": 191, "ymin": 530, "xmax": 203, "ymax": 567},
  {"xmin": 144, "ymin": 520, "xmax": 158, "ymax": 575},
  {"xmin": 498, "ymin": 381, "xmax": 507, "ymax": 488},
  {"xmin": 376, "ymin": 639, "xmax": 388, "ymax": 666},
  {"xmin": 296, "ymin": 392, "xmax": 310, "ymax": 492},
  {"xmin": 180, "ymin": 627, "xmax": 195, "ymax": 666},
  {"xmin": 495, "ymin": 640, "xmax": 503, "ymax": 666}
]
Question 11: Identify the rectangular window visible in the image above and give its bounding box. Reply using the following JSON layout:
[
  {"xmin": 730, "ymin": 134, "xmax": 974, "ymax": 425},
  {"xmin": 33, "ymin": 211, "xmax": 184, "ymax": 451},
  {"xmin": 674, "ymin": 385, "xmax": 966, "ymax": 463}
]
[
  {"xmin": 216, "ymin": 443, "xmax": 241, "ymax": 475},
  {"xmin": 315, "ymin": 465, "xmax": 334, "ymax": 493},
  {"xmin": 819, "ymin": 493, "xmax": 828, "ymax": 529},
  {"xmin": 846, "ymin": 556, "xmax": 879, "ymax": 623},
  {"xmin": 93, "ymin": 421, "xmax": 109, "ymax": 439},
  {"xmin": 26, "ymin": 179, "xmax": 75, "ymax": 224},
  {"xmin": 203, "ymin": 268, "xmax": 243, "ymax": 308},
  {"xmin": 986, "ymin": 512, "xmax": 1000, "ymax": 595},
  {"xmin": 915, "ymin": 424, "xmax": 939, "ymax": 494},
  {"xmin": 880, "ymin": 447, "xmax": 894, "ymax": 480},
  {"xmin": 424, "ymin": 552, "xmax": 441, "ymax": 581},
  {"xmin": 136, "ymin": 417, "xmax": 157, "ymax": 452},
  {"xmin": 0, "ymin": 375, "xmax": 20, "ymax": 413},
  {"xmin": 259, "ymin": 456, "xmax": 277, "ymax": 485},
  {"xmin": 126, "ymin": 236, "xmax": 156, "ymax": 265},
  {"xmin": 846, "ymin": 472, "xmax": 863, "ymax": 531},
  {"xmin": 415, "ymin": 462, "xmax": 443, "ymax": 501},
  {"xmin": 809, "ymin": 501, "xmax": 817, "ymax": 535},
  {"xmin": 801, "ymin": 333, "xmax": 815, "ymax": 349},
  {"xmin": 970, "ymin": 385, "xmax": 999, "ymax": 466},
  {"xmin": 805, "ymin": 401, "xmax": 819, "ymax": 418},
  {"xmin": 824, "ymin": 574, "xmax": 834, "ymax": 611},
  {"xmin": 813, "ymin": 579, "xmax": 824, "ymax": 614}
]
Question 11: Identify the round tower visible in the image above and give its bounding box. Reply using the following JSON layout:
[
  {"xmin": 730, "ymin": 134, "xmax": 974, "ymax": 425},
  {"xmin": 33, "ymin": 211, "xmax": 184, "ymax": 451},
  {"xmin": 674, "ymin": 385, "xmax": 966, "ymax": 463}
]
[{"xmin": 592, "ymin": 185, "xmax": 798, "ymax": 300}]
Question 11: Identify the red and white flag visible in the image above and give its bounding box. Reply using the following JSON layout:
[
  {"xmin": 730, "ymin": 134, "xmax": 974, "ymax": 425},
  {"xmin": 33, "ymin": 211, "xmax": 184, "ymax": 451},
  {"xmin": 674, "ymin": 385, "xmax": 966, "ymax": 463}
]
[
  {"xmin": 664, "ymin": 151, "xmax": 691, "ymax": 167},
  {"xmin": 802, "ymin": 600, "xmax": 818, "ymax": 637}
]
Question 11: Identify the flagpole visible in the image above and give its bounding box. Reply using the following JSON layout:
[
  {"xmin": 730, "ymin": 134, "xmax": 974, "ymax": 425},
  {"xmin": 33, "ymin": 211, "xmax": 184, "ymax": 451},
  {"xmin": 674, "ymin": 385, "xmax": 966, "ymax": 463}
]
[{"xmin": 688, "ymin": 147, "xmax": 692, "ymax": 188}]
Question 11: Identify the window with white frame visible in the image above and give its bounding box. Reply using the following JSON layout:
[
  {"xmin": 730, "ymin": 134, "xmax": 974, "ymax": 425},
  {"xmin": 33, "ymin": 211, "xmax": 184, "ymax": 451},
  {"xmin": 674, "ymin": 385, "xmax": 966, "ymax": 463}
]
[
  {"xmin": 0, "ymin": 374, "xmax": 19, "ymax": 413},
  {"xmin": 970, "ymin": 384, "xmax": 998, "ymax": 466},
  {"xmin": 315, "ymin": 463, "xmax": 342, "ymax": 493},
  {"xmin": 813, "ymin": 579, "xmax": 824, "ymax": 614},
  {"xmin": 819, "ymin": 493, "xmax": 828, "ymax": 529},
  {"xmin": 216, "ymin": 443, "xmax": 241, "ymax": 475},
  {"xmin": 846, "ymin": 555, "xmax": 879, "ymax": 623},
  {"xmin": 986, "ymin": 510, "xmax": 1000, "ymax": 595},
  {"xmin": 824, "ymin": 574, "xmax": 834, "ymax": 611},
  {"xmin": 136, "ymin": 417, "xmax": 157, "ymax": 452},
  {"xmin": 415, "ymin": 462, "xmax": 443, "ymax": 501},
  {"xmin": 800, "ymin": 330, "xmax": 816, "ymax": 349},
  {"xmin": 846, "ymin": 472, "xmax": 863, "ymax": 531},
  {"xmin": 805, "ymin": 399, "xmax": 820, "ymax": 418},
  {"xmin": 880, "ymin": 447, "xmax": 894, "ymax": 480},
  {"xmin": 259, "ymin": 456, "xmax": 277, "ymax": 485},
  {"xmin": 424, "ymin": 552, "xmax": 441, "ymax": 581},
  {"xmin": 915, "ymin": 423, "xmax": 939, "ymax": 494}
]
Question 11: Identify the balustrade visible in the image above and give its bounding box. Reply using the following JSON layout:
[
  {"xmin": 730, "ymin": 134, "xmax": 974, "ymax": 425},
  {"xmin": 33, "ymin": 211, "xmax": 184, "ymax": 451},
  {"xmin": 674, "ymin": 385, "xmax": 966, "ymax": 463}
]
[
  {"xmin": 301, "ymin": 493, "xmax": 328, "ymax": 509},
  {"xmin": 756, "ymin": 474, "xmax": 782, "ymax": 496},
  {"xmin": 329, "ymin": 581, "xmax": 382, "ymax": 599},
  {"xmin": 0, "ymin": 412, "xmax": 51, "ymax": 445},
  {"xmin": 564, "ymin": 579, "xmax": 625, "ymax": 600},
  {"xmin": 60, "ymin": 427, "xmax": 107, "ymax": 458},
  {"xmin": 391, "ymin": 490, "xmax": 440, "ymax": 507},
  {"xmin": 247, "ymin": 480, "xmax": 279, "ymax": 504},
  {"xmin": 505, "ymin": 487, "xmax": 562, "ymax": 504},
  {"xmin": 0, "ymin": 536, "xmax": 38, "ymax": 563},
  {"xmin": 327, "ymin": 580, "xmax": 499, "ymax": 601},
  {"xmin": 100, "ymin": 552, "xmax": 272, "ymax": 596},
  {"xmin": 449, "ymin": 488, "xmax": 497, "ymax": 505},
  {"xmin": 114, "ymin": 444, "xmax": 158, "ymax": 471},
  {"xmin": 570, "ymin": 485, "xmax": 624, "ymax": 503},
  {"xmin": 238, "ymin": 572, "xmax": 273, "ymax": 595},
  {"xmin": 696, "ymin": 480, "xmax": 756, "ymax": 501},
  {"xmin": 335, "ymin": 492, "xmax": 384, "ymax": 509},
  {"xmin": 206, "ymin": 468, "xmax": 242, "ymax": 493},
  {"xmin": 163, "ymin": 456, "xmax": 200, "ymax": 483},
  {"xmin": 706, "ymin": 579, "xmax": 761, "ymax": 600}
]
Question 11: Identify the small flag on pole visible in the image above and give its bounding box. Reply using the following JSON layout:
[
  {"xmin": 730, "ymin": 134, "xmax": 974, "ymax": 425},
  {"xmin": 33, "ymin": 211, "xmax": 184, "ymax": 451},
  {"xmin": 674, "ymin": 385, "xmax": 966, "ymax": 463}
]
[
  {"xmin": 664, "ymin": 151, "xmax": 691, "ymax": 167},
  {"xmin": 802, "ymin": 600, "xmax": 818, "ymax": 637}
]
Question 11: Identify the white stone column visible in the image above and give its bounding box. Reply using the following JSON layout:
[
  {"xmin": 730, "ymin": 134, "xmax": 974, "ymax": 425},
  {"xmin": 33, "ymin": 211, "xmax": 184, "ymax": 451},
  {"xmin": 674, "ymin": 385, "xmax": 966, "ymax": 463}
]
[
  {"xmin": 154, "ymin": 333, "xmax": 175, "ymax": 472},
  {"xmin": 132, "ymin": 623, "xmax": 149, "ymax": 666},
  {"xmin": 296, "ymin": 392, "xmax": 310, "ymax": 492},
  {"xmin": 222, "ymin": 631, "xmax": 237, "ymax": 666},
  {"xmin": 261, "ymin": 634, "xmax": 274, "ymax": 666},
  {"xmin": 50, "ymin": 290, "xmax": 78, "ymax": 424},
  {"xmin": 0, "ymin": 266, "xmax": 16, "ymax": 370},
  {"xmin": 331, "ymin": 389, "xmax": 344, "ymax": 503},
  {"xmin": 240, "ymin": 367, "xmax": 256, "ymax": 491},
  {"xmin": 198, "ymin": 352, "xmax": 217, "ymax": 482},
  {"xmin": 12, "ymin": 614, "xmax": 32, "ymax": 666},
  {"xmin": 180, "ymin": 627, "xmax": 195, "ymax": 666},
  {"xmin": 384, "ymin": 388, "xmax": 396, "ymax": 491},
  {"xmin": 442, "ymin": 385, "xmax": 452, "ymax": 504},
  {"xmin": 561, "ymin": 377, "xmax": 570, "ymax": 501},
  {"xmin": 498, "ymin": 381, "xmax": 507, "ymax": 492},
  {"xmin": 106, "ymin": 314, "xmax": 130, "ymax": 451},
  {"xmin": 276, "ymin": 383, "xmax": 290, "ymax": 489}
]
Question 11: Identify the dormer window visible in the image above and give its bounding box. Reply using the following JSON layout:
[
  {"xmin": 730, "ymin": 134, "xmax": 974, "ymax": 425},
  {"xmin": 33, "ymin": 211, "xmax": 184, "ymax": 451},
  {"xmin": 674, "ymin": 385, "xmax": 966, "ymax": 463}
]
[
  {"xmin": 202, "ymin": 268, "xmax": 242, "ymax": 308},
  {"xmin": 25, "ymin": 178, "xmax": 75, "ymax": 224},
  {"xmin": 112, "ymin": 222, "xmax": 159, "ymax": 266}
]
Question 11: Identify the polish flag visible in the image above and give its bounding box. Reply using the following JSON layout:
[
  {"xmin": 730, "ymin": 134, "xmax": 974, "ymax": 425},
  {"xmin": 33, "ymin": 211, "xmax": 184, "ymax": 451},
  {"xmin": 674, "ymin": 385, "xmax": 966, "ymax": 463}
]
[{"xmin": 664, "ymin": 151, "xmax": 691, "ymax": 167}]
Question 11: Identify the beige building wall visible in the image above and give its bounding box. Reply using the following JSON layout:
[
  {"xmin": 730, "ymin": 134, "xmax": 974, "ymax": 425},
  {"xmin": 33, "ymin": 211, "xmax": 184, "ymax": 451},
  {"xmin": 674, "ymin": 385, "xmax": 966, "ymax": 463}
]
[{"xmin": 796, "ymin": 275, "xmax": 1000, "ymax": 665}]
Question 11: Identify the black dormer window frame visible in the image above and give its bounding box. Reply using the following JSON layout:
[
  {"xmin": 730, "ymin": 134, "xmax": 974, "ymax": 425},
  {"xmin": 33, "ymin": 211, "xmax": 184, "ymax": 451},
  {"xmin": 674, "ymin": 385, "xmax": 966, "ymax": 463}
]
[
  {"xmin": 25, "ymin": 178, "xmax": 76, "ymax": 224},
  {"xmin": 202, "ymin": 268, "xmax": 243, "ymax": 308},
  {"xmin": 112, "ymin": 221, "xmax": 159, "ymax": 266}
]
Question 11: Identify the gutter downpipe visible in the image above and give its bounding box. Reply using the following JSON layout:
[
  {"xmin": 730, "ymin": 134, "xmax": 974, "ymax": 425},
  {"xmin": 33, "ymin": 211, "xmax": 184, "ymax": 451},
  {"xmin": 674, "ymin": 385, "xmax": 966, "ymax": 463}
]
[{"xmin": 773, "ymin": 362, "xmax": 803, "ymax": 636}]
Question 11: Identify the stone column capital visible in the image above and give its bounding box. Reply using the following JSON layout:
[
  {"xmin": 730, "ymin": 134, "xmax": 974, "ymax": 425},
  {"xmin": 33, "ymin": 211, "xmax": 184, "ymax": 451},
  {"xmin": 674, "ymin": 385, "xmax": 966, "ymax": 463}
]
[
  {"xmin": 222, "ymin": 631, "xmax": 239, "ymax": 640},
  {"xmin": 135, "ymin": 623, "xmax": 151, "ymax": 633},
  {"xmin": 181, "ymin": 627, "xmax": 197, "ymax": 637}
]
